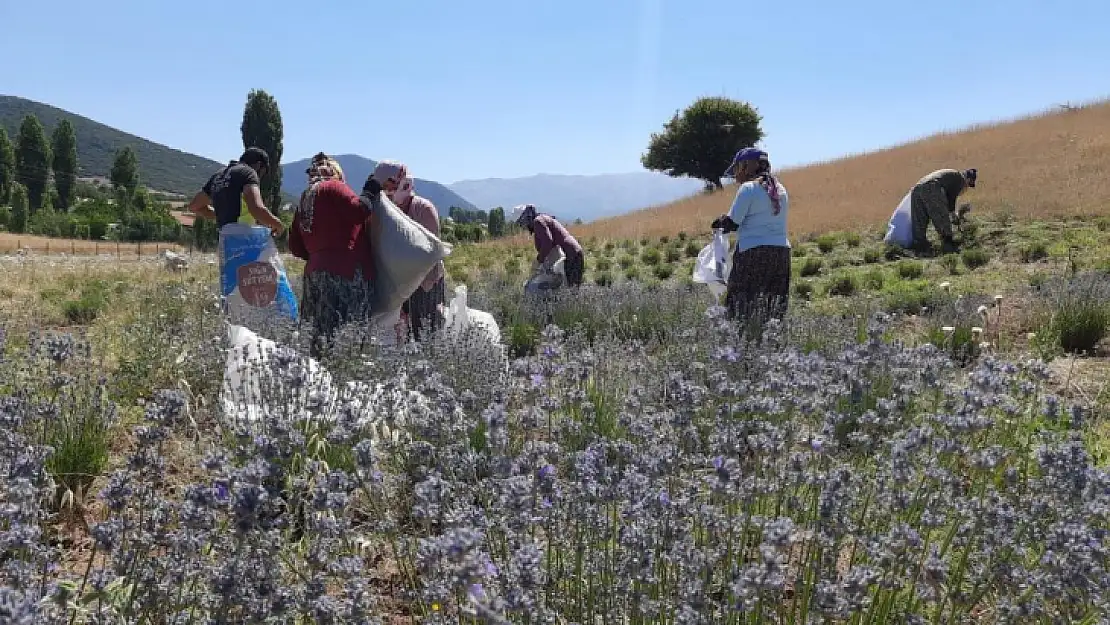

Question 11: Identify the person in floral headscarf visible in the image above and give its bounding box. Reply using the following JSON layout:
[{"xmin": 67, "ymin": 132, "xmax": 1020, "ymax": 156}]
[
  {"xmin": 369, "ymin": 160, "xmax": 446, "ymax": 342},
  {"xmin": 711, "ymin": 148, "xmax": 791, "ymax": 330},
  {"xmin": 289, "ymin": 152, "xmax": 376, "ymax": 356}
]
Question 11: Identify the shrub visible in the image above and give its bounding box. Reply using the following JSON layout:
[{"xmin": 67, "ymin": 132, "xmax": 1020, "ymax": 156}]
[
  {"xmin": 640, "ymin": 247, "xmax": 662, "ymax": 266},
  {"xmin": 882, "ymin": 281, "xmax": 935, "ymax": 314},
  {"xmin": 1096, "ymin": 217, "xmax": 1110, "ymax": 232},
  {"xmin": 799, "ymin": 257, "xmax": 823, "ymax": 277},
  {"xmin": 684, "ymin": 242, "xmax": 701, "ymax": 258},
  {"xmin": 792, "ymin": 246, "xmax": 808, "ymax": 258},
  {"xmin": 594, "ymin": 257, "xmax": 612, "ymax": 272},
  {"xmin": 1047, "ymin": 300, "xmax": 1110, "ymax": 354},
  {"xmin": 62, "ymin": 280, "xmax": 111, "ymax": 325},
  {"xmin": 1020, "ymin": 241, "xmax": 1048, "ymax": 263},
  {"xmin": 939, "ymin": 253, "xmax": 960, "ymax": 275},
  {"xmin": 594, "ymin": 272, "xmax": 613, "ymax": 286},
  {"xmin": 793, "ymin": 281, "xmax": 813, "ymax": 299},
  {"xmin": 677, "ymin": 231, "xmax": 688, "ymax": 241},
  {"xmin": 826, "ymin": 273, "xmax": 858, "ymax": 297},
  {"xmin": 960, "ymin": 247, "xmax": 990, "ymax": 270},
  {"xmin": 815, "ymin": 234, "xmax": 837, "ymax": 253},
  {"xmin": 624, "ymin": 266, "xmax": 640, "ymax": 281},
  {"xmin": 639, "ymin": 237, "xmax": 649, "ymax": 247},
  {"xmin": 652, "ymin": 264, "xmax": 674, "ymax": 280},
  {"xmin": 604, "ymin": 241, "xmax": 616, "ymax": 251},
  {"xmin": 896, "ymin": 260, "xmax": 924, "ymax": 279},
  {"xmin": 658, "ymin": 235, "xmax": 669, "ymax": 244},
  {"xmin": 618, "ymin": 255, "xmax": 635, "ymax": 269},
  {"xmin": 664, "ymin": 247, "xmax": 682, "ymax": 263},
  {"xmin": 844, "ymin": 232, "xmax": 861, "ymax": 247},
  {"xmin": 504, "ymin": 258, "xmax": 522, "ymax": 275},
  {"xmin": 862, "ymin": 247, "xmax": 882, "ymax": 264},
  {"xmin": 863, "ymin": 268, "xmax": 885, "ymax": 291},
  {"xmin": 884, "ymin": 243, "xmax": 904, "ymax": 261}
]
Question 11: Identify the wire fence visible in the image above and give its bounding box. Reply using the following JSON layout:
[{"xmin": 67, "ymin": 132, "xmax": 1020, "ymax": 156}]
[{"xmin": 0, "ymin": 235, "xmax": 207, "ymax": 259}]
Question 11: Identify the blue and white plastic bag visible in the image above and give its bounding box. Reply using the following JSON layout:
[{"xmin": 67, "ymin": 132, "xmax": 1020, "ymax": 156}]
[{"xmin": 218, "ymin": 223, "xmax": 298, "ymax": 330}]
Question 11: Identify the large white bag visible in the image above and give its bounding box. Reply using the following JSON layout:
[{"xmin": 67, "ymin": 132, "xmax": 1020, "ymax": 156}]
[
  {"xmin": 444, "ymin": 285, "xmax": 502, "ymax": 344},
  {"xmin": 524, "ymin": 247, "xmax": 567, "ymax": 292},
  {"xmin": 692, "ymin": 229, "xmax": 733, "ymax": 298},
  {"xmin": 368, "ymin": 192, "xmax": 452, "ymax": 323},
  {"xmin": 884, "ymin": 191, "xmax": 913, "ymax": 248},
  {"xmin": 220, "ymin": 324, "xmax": 336, "ymax": 426}
]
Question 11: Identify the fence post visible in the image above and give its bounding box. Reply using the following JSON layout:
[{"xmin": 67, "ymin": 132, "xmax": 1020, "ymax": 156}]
[
  {"xmin": 117, "ymin": 242, "xmax": 121, "ymax": 259},
  {"xmin": 71, "ymin": 240, "xmax": 75, "ymax": 255},
  {"xmin": 138, "ymin": 241, "xmax": 142, "ymax": 259}
]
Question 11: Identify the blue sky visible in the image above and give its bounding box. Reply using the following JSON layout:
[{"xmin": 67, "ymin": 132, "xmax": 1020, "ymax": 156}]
[{"xmin": 1, "ymin": 0, "xmax": 1107, "ymax": 183}]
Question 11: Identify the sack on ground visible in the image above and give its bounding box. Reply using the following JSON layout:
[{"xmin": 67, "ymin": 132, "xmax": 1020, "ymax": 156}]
[
  {"xmin": 218, "ymin": 224, "xmax": 299, "ymax": 331},
  {"xmin": 884, "ymin": 191, "xmax": 913, "ymax": 248},
  {"xmin": 692, "ymin": 229, "xmax": 733, "ymax": 298},
  {"xmin": 442, "ymin": 285, "xmax": 508, "ymax": 378},
  {"xmin": 220, "ymin": 324, "xmax": 335, "ymax": 426},
  {"xmin": 524, "ymin": 247, "xmax": 566, "ymax": 292},
  {"xmin": 370, "ymin": 192, "xmax": 452, "ymax": 314},
  {"xmin": 220, "ymin": 324, "xmax": 424, "ymax": 444}
]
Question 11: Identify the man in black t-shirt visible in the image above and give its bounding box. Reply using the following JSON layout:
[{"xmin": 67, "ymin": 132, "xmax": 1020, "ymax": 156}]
[{"xmin": 187, "ymin": 147, "xmax": 285, "ymax": 235}]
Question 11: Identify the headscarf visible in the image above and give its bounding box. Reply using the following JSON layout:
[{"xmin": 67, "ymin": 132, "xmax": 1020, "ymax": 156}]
[
  {"xmin": 392, "ymin": 176, "xmax": 415, "ymax": 207},
  {"xmin": 297, "ymin": 152, "xmax": 345, "ymax": 233},
  {"xmin": 510, "ymin": 204, "xmax": 537, "ymax": 229},
  {"xmin": 963, "ymin": 168, "xmax": 977, "ymax": 188},
  {"xmin": 728, "ymin": 148, "xmax": 782, "ymax": 215},
  {"xmin": 370, "ymin": 160, "xmax": 411, "ymax": 204}
]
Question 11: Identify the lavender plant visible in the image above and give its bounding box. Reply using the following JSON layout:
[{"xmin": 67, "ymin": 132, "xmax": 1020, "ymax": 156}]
[{"xmin": 0, "ymin": 277, "xmax": 1108, "ymax": 624}]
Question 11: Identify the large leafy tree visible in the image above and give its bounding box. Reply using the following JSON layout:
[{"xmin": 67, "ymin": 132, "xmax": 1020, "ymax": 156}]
[
  {"xmin": 15, "ymin": 114, "xmax": 51, "ymax": 211},
  {"xmin": 51, "ymin": 119, "xmax": 79, "ymax": 211},
  {"xmin": 0, "ymin": 127, "xmax": 15, "ymax": 205},
  {"xmin": 240, "ymin": 89, "xmax": 284, "ymax": 211},
  {"xmin": 110, "ymin": 146, "xmax": 140, "ymax": 195},
  {"xmin": 642, "ymin": 96, "xmax": 764, "ymax": 190}
]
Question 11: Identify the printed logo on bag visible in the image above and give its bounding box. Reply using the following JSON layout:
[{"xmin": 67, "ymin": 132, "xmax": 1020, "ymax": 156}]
[{"xmin": 236, "ymin": 262, "xmax": 279, "ymax": 307}]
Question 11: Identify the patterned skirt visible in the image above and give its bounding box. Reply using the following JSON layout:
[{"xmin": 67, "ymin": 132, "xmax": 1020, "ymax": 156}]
[
  {"xmin": 301, "ymin": 269, "xmax": 375, "ymax": 351},
  {"xmin": 725, "ymin": 245, "xmax": 791, "ymax": 326},
  {"xmin": 402, "ymin": 277, "xmax": 447, "ymax": 342}
]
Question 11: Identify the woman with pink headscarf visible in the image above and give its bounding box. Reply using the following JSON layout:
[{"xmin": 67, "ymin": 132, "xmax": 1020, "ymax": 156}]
[{"xmin": 369, "ymin": 160, "xmax": 446, "ymax": 342}]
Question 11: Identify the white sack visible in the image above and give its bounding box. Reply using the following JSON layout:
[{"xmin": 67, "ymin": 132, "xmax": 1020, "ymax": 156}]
[
  {"xmin": 524, "ymin": 247, "xmax": 567, "ymax": 293},
  {"xmin": 884, "ymin": 191, "xmax": 913, "ymax": 248},
  {"xmin": 692, "ymin": 229, "xmax": 733, "ymax": 298},
  {"xmin": 369, "ymin": 192, "xmax": 452, "ymax": 319},
  {"xmin": 442, "ymin": 285, "xmax": 508, "ymax": 380}
]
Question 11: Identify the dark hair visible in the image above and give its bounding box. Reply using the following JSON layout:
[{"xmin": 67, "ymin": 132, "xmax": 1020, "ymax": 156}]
[{"xmin": 239, "ymin": 147, "xmax": 271, "ymax": 169}]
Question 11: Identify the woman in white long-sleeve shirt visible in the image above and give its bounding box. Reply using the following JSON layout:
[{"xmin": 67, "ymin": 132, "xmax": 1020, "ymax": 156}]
[{"xmin": 711, "ymin": 148, "xmax": 791, "ymax": 328}]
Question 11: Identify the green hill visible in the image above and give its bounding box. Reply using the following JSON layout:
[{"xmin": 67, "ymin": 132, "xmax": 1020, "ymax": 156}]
[{"xmin": 0, "ymin": 95, "xmax": 223, "ymax": 195}]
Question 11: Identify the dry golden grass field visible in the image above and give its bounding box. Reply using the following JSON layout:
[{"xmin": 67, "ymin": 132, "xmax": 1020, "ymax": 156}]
[
  {"xmin": 575, "ymin": 100, "xmax": 1110, "ymax": 241},
  {"xmin": 0, "ymin": 232, "xmax": 184, "ymax": 256}
]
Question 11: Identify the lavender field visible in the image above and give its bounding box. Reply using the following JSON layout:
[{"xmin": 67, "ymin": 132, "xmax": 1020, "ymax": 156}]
[{"xmin": 2, "ymin": 213, "xmax": 1110, "ymax": 623}]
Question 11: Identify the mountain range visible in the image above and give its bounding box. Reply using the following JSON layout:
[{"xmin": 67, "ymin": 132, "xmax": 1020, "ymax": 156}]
[
  {"xmin": 447, "ymin": 173, "xmax": 704, "ymax": 223},
  {"xmin": 1, "ymin": 95, "xmax": 704, "ymax": 222}
]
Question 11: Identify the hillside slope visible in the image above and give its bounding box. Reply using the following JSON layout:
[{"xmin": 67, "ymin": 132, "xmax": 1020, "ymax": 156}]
[
  {"xmin": 0, "ymin": 95, "xmax": 224, "ymax": 195},
  {"xmin": 281, "ymin": 154, "xmax": 477, "ymax": 214},
  {"xmin": 447, "ymin": 172, "xmax": 703, "ymax": 223},
  {"xmin": 577, "ymin": 101, "xmax": 1110, "ymax": 240}
]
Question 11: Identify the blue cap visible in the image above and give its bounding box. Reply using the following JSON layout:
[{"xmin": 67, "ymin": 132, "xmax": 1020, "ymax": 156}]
[{"xmin": 724, "ymin": 148, "xmax": 767, "ymax": 178}]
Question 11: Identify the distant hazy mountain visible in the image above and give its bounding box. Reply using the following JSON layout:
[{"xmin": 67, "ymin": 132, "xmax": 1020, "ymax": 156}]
[
  {"xmin": 281, "ymin": 154, "xmax": 477, "ymax": 215},
  {"xmin": 447, "ymin": 172, "xmax": 705, "ymax": 223}
]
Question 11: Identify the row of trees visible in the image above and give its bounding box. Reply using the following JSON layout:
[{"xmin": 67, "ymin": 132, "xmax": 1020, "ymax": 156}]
[{"xmin": 0, "ymin": 108, "xmax": 175, "ymax": 239}]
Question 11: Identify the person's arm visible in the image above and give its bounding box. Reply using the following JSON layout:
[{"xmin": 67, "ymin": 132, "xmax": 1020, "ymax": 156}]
[
  {"xmin": 187, "ymin": 191, "xmax": 217, "ymax": 221},
  {"xmin": 242, "ymin": 184, "xmax": 285, "ymax": 235},
  {"xmin": 188, "ymin": 174, "xmax": 218, "ymax": 220},
  {"xmin": 288, "ymin": 213, "xmax": 308, "ymax": 260},
  {"xmin": 712, "ymin": 183, "xmax": 754, "ymax": 233},
  {"xmin": 533, "ymin": 219, "xmax": 554, "ymax": 265}
]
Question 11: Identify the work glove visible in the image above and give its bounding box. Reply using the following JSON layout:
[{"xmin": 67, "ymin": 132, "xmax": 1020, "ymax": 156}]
[{"xmin": 711, "ymin": 215, "xmax": 739, "ymax": 233}]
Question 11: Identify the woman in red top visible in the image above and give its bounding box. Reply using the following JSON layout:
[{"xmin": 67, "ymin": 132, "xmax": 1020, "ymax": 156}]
[{"xmin": 289, "ymin": 153, "xmax": 375, "ymax": 355}]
